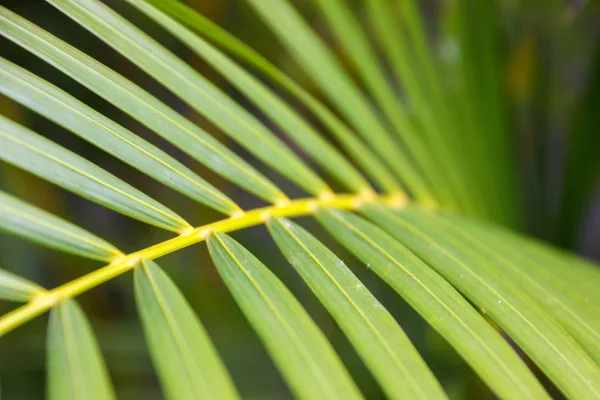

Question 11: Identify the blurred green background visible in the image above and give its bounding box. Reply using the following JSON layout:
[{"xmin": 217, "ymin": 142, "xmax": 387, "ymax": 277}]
[{"xmin": 1, "ymin": 0, "xmax": 599, "ymax": 398}]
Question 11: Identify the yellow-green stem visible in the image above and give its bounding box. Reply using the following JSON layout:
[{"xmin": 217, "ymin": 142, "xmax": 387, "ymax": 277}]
[{"xmin": 0, "ymin": 191, "xmax": 410, "ymax": 337}]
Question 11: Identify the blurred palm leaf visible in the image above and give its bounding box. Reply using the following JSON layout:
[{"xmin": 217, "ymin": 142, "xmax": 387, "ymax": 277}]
[{"xmin": 0, "ymin": 0, "xmax": 599, "ymax": 399}]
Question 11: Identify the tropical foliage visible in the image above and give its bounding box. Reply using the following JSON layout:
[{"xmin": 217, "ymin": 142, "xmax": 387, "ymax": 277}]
[{"xmin": 0, "ymin": 0, "xmax": 599, "ymax": 399}]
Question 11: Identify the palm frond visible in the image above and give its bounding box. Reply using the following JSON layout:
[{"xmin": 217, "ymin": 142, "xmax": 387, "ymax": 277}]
[{"xmin": 0, "ymin": 0, "xmax": 598, "ymax": 399}]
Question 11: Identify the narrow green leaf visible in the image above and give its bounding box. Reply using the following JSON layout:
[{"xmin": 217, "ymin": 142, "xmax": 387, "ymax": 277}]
[
  {"xmin": 47, "ymin": 299, "xmax": 115, "ymax": 400},
  {"xmin": 0, "ymin": 6, "xmax": 285, "ymax": 205},
  {"xmin": 267, "ymin": 216, "xmax": 446, "ymax": 400},
  {"xmin": 0, "ymin": 115, "xmax": 189, "ymax": 233},
  {"xmin": 0, "ymin": 57, "xmax": 241, "ymax": 216},
  {"xmin": 311, "ymin": 0, "xmax": 461, "ymax": 209},
  {"xmin": 363, "ymin": 205, "xmax": 600, "ymax": 399},
  {"xmin": 316, "ymin": 208, "xmax": 550, "ymax": 400},
  {"xmin": 363, "ymin": 0, "xmax": 478, "ymax": 215},
  {"xmin": 143, "ymin": 0, "xmax": 403, "ymax": 194},
  {"xmin": 207, "ymin": 232, "xmax": 363, "ymax": 400},
  {"xmin": 242, "ymin": 0, "xmax": 430, "ymax": 199},
  {"xmin": 134, "ymin": 259, "xmax": 240, "ymax": 400},
  {"xmin": 436, "ymin": 213, "xmax": 600, "ymax": 364},
  {"xmin": 125, "ymin": 0, "xmax": 371, "ymax": 194},
  {"xmin": 49, "ymin": 0, "xmax": 329, "ymax": 197},
  {"xmin": 0, "ymin": 268, "xmax": 44, "ymax": 302},
  {"xmin": 470, "ymin": 219, "xmax": 600, "ymax": 308},
  {"xmin": 0, "ymin": 190, "xmax": 121, "ymax": 261}
]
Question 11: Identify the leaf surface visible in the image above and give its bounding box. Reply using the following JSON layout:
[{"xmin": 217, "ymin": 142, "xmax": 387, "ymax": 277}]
[
  {"xmin": 0, "ymin": 57, "xmax": 240, "ymax": 216},
  {"xmin": 0, "ymin": 6, "xmax": 285, "ymax": 204},
  {"xmin": 49, "ymin": 0, "xmax": 329, "ymax": 196},
  {"xmin": 207, "ymin": 231, "xmax": 363, "ymax": 400},
  {"xmin": 440, "ymin": 213, "xmax": 600, "ymax": 362},
  {"xmin": 0, "ymin": 268, "xmax": 44, "ymax": 302},
  {"xmin": 242, "ymin": 0, "xmax": 429, "ymax": 198},
  {"xmin": 0, "ymin": 190, "xmax": 121, "ymax": 261},
  {"xmin": 126, "ymin": 0, "xmax": 370, "ymax": 194},
  {"xmin": 144, "ymin": 0, "xmax": 403, "ymax": 194},
  {"xmin": 317, "ymin": 208, "xmax": 550, "ymax": 400},
  {"xmin": 134, "ymin": 259, "xmax": 240, "ymax": 400},
  {"xmin": 267, "ymin": 216, "xmax": 446, "ymax": 400},
  {"xmin": 0, "ymin": 115, "xmax": 189, "ymax": 232},
  {"xmin": 47, "ymin": 300, "xmax": 115, "ymax": 400},
  {"xmin": 363, "ymin": 205, "xmax": 600, "ymax": 399}
]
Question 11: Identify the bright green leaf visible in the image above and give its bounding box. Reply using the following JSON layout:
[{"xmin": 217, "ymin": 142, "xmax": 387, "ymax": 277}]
[
  {"xmin": 47, "ymin": 299, "xmax": 115, "ymax": 400},
  {"xmin": 134, "ymin": 259, "xmax": 240, "ymax": 400},
  {"xmin": 363, "ymin": 205, "xmax": 600, "ymax": 399},
  {"xmin": 242, "ymin": 0, "xmax": 429, "ymax": 199},
  {"xmin": 0, "ymin": 190, "xmax": 121, "ymax": 261},
  {"xmin": 0, "ymin": 6, "xmax": 285, "ymax": 205},
  {"xmin": 0, "ymin": 57, "xmax": 241, "ymax": 216},
  {"xmin": 0, "ymin": 268, "xmax": 44, "ymax": 302},
  {"xmin": 48, "ymin": 0, "xmax": 329, "ymax": 197},
  {"xmin": 126, "ymin": 0, "xmax": 370, "ymax": 194},
  {"xmin": 440, "ymin": 213, "xmax": 600, "ymax": 363},
  {"xmin": 317, "ymin": 208, "xmax": 550, "ymax": 400},
  {"xmin": 207, "ymin": 231, "xmax": 363, "ymax": 400},
  {"xmin": 267, "ymin": 216, "xmax": 446, "ymax": 400},
  {"xmin": 144, "ymin": 0, "xmax": 403, "ymax": 194},
  {"xmin": 312, "ymin": 0, "xmax": 461, "ymax": 209},
  {"xmin": 0, "ymin": 115, "xmax": 190, "ymax": 233}
]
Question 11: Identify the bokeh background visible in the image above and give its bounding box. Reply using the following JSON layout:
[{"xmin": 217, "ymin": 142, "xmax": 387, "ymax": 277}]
[{"xmin": 1, "ymin": 0, "xmax": 599, "ymax": 398}]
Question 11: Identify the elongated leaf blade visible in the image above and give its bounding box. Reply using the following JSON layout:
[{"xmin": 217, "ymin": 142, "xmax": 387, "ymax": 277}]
[
  {"xmin": 311, "ymin": 0, "xmax": 461, "ymax": 210},
  {"xmin": 439, "ymin": 213, "xmax": 600, "ymax": 360},
  {"xmin": 49, "ymin": 0, "xmax": 329, "ymax": 197},
  {"xmin": 267, "ymin": 216, "xmax": 446, "ymax": 400},
  {"xmin": 0, "ymin": 268, "xmax": 44, "ymax": 302},
  {"xmin": 0, "ymin": 6, "xmax": 285, "ymax": 205},
  {"xmin": 143, "ymin": 0, "xmax": 403, "ymax": 194},
  {"xmin": 0, "ymin": 115, "xmax": 189, "ymax": 233},
  {"xmin": 124, "ymin": 1, "xmax": 358, "ymax": 193},
  {"xmin": 47, "ymin": 300, "xmax": 115, "ymax": 400},
  {"xmin": 0, "ymin": 190, "xmax": 121, "ymax": 261},
  {"xmin": 440, "ymin": 213, "xmax": 600, "ymax": 362},
  {"xmin": 242, "ymin": 0, "xmax": 429, "ymax": 198},
  {"xmin": 316, "ymin": 208, "xmax": 550, "ymax": 400},
  {"xmin": 125, "ymin": 0, "xmax": 371, "ymax": 195},
  {"xmin": 207, "ymin": 232, "xmax": 363, "ymax": 400},
  {"xmin": 0, "ymin": 57, "xmax": 240, "ymax": 216},
  {"xmin": 134, "ymin": 259, "xmax": 239, "ymax": 400},
  {"xmin": 363, "ymin": 205, "xmax": 600, "ymax": 399},
  {"xmin": 466, "ymin": 218, "xmax": 600, "ymax": 307}
]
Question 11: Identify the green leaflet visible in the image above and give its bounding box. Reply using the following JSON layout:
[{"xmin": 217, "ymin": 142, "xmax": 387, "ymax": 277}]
[
  {"xmin": 126, "ymin": 0, "xmax": 371, "ymax": 194},
  {"xmin": 363, "ymin": 205, "xmax": 600, "ymax": 399},
  {"xmin": 267, "ymin": 216, "xmax": 446, "ymax": 400},
  {"xmin": 134, "ymin": 260, "xmax": 240, "ymax": 400},
  {"xmin": 437, "ymin": 212, "xmax": 600, "ymax": 364},
  {"xmin": 47, "ymin": 300, "xmax": 115, "ymax": 400},
  {"xmin": 316, "ymin": 208, "xmax": 550, "ymax": 400},
  {"xmin": 144, "ymin": 0, "xmax": 402, "ymax": 194},
  {"xmin": 49, "ymin": 0, "xmax": 329, "ymax": 197},
  {"xmin": 0, "ymin": 115, "xmax": 189, "ymax": 233},
  {"xmin": 311, "ymin": 0, "xmax": 460, "ymax": 209},
  {"xmin": 0, "ymin": 190, "xmax": 121, "ymax": 261},
  {"xmin": 207, "ymin": 232, "xmax": 363, "ymax": 400},
  {"xmin": 0, "ymin": 268, "xmax": 44, "ymax": 302},
  {"xmin": 242, "ymin": 0, "xmax": 430, "ymax": 199},
  {"xmin": 0, "ymin": 6, "xmax": 285, "ymax": 205},
  {"xmin": 363, "ymin": 0, "xmax": 477, "ymax": 215},
  {"xmin": 438, "ymin": 0, "xmax": 515, "ymax": 225},
  {"xmin": 0, "ymin": 57, "xmax": 240, "ymax": 216},
  {"xmin": 467, "ymin": 219, "xmax": 600, "ymax": 308}
]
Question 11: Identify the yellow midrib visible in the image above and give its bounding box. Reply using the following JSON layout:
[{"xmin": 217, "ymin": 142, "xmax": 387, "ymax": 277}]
[{"xmin": 0, "ymin": 191, "xmax": 409, "ymax": 337}]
